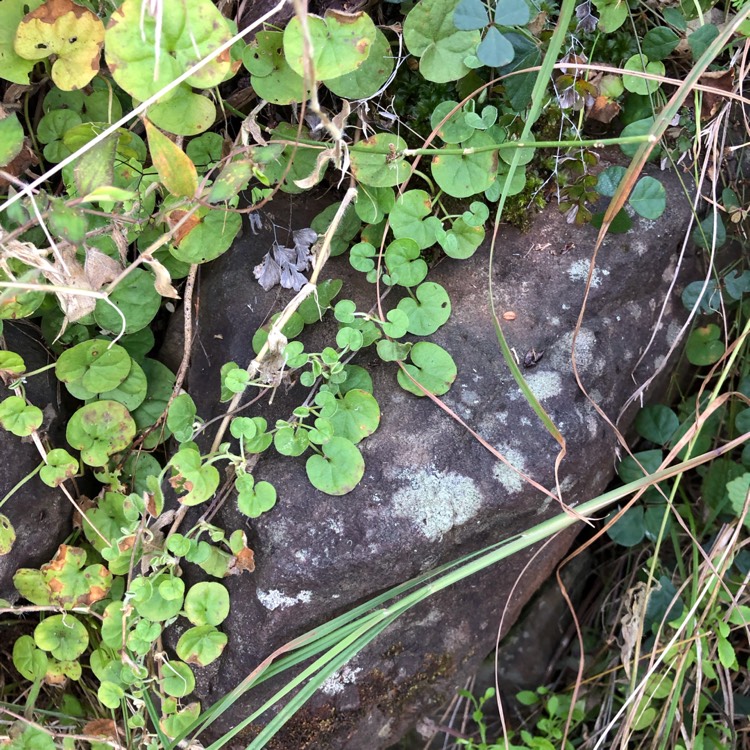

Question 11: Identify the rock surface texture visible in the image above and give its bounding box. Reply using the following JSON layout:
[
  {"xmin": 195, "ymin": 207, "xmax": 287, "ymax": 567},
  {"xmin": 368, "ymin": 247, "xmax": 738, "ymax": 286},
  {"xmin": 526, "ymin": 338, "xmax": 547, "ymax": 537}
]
[
  {"xmin": 0, "ymin": 323, "xmax": 72, "ymax": 601},
  {"xmin": 162, "ymin": 166, "xmax": 696, "ymax": 748}
]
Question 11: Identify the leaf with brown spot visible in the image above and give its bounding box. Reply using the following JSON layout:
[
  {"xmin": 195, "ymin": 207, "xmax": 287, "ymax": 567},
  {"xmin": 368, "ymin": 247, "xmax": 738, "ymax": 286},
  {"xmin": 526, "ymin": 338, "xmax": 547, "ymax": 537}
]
[
  {"xmin": 13, "ymin": 544, "xmax": 112, "ymax": 607},
  {"xmin": 13, "ymin": 0, "xmax": 104, "ymax": 90},
  {"xmin": 166, "ymin": 209, "xmax": 201, "ymax": 244}
]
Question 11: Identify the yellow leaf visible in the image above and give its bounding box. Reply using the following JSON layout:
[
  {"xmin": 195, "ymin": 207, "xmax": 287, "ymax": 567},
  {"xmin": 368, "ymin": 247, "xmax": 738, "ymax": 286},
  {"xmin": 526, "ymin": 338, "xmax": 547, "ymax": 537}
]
[
  {"xmin": 145, "ymin": 120, "xmax": 198, "ymax": 198},
  {"xmin": 14, "ymin": 0, "xmax": 104, "ymax": 91}
]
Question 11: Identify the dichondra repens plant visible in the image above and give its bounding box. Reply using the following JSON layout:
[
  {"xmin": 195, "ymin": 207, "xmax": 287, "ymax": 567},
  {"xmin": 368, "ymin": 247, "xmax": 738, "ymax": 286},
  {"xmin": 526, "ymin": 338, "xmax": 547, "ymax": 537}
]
[{"xmin": 0, "ymin": 0, "xmax": 748, "ymax": 745}]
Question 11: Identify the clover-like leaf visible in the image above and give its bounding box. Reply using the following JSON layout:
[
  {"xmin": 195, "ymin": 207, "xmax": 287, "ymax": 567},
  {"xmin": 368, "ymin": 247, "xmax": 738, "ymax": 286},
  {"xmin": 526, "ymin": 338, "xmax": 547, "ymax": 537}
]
[
  {"xmin": 385, "ymin": 238, "xmax": 428, "ymax": 287},
  {"xmin": 350, "ymin": 133, "xmax": 410, "ymax": 188},
  {"xmin": 498, "ymin": 132, "xmax": 535, "ymax": 166},
  {"xmin": 477, "ymin": 26, "xmax": 515, "ymax": 68},
  {"xmin": 306, "ymin": 436, "xmax": 364, "ymax": 496},
  {"xmin": 34, "ymin": 613, "xmax": 88, "ymax": 661},
  {"xmin": 105, "ymin": 0, "xmax": 231, "ymax": 103},
  {"xmin": 397, "ymin": 342, "xmax": 457, "ymax": 396},
  {"xmin": 325, "ymin": 26, "xmax": 394, "ymax": 99},
  {"xmin": 131, "ymin": 574, "xmax": 184, "ymax": 622},
  {"xmin": 494, "ymin": 0, "xmax": 530, "ymax": 25},
  {"xmin": 169, "ymin": 447, "xmax": 219, "ymax": 506},
  {"xmin": 55, "ymin": 340, "xmax": 132, "ymax": 396},
  {"xmin": 176, "ymin": 625, "xmax": 227, "ymax": 666},
  {"xmin": 94, "ymin": 269, "xmax": 162, "ymax": 336},
  {"xmin": 236, "ymin": 473, "xmax": 277, "ymax": 517},
  {"xmin": 440, "ymin": 217, "xmax": 484, "ymax": 259},
  {"xmin": 629, "ymin": 175, "xmax": 666, "ymax": 219},
  {"xmin": 431, "ymin": 101, "xmax": 475, "ymax": 144},
  {"xmin": 0, "ymin": 396, "xmax": 42, "ymax": 436},
  {"xmin": 606, "ymin": 506, "xmax": 645, "ymax": 547},
  {"xmin": 236, "ymin": 416, "xmax": 273, "ymax": 453},
  {"xmin": 431, "ymin": 130, "xmax": 497, "ymax": 198},
  {"xmin": 284, "ymin": 10, "xmax": 376, "ymax": 80},
  {"xmin": 382, "ymin": 308, "xmax": 409, "ymax": 338},
  {"xmin": 243, "ymin": 30, "xmax": 308, "ymax": 105},
  {"xmin": 397, "ymin": 282, "xmax": 451, "ymax": 335},
  {"xmin": 329, "ymin": 389, "xmax": 380, "ymax": 444},
  {"xmin": 184, "ymin": 582, "xmax": 230, "ymax": 627},
  {"xmin": 40, "ymin": 448, "xmax": 78, "ymax": 487},
  {"xmin": 728, "ymin": 474, "xmax": 750, "ymax": 522},
  {"xmin": 623, "ymin": 54, "xmax": 665, "ymax": 95},
  {"xmin": 14, "ymin": 0, "xmax": 104, "ymax": 90},
  {"xmin": 390, "ymin": 190, "xmax": 441, "ymax": 250},
  {"xmin": 161, "ymin": 661, "xmax": 196, "ymax": 698},
  {"xmin": 274, "ymin": 425, "xmax": 311, "ymax": 457},
  {"xmin": 686, "ymin": 324, "xmax": 725, "ymax": 366},
  {"xmin": 66, "ymin": 401, "xmax": 135, "ymax": 467},
  {"xmin": 453, "ymin": 0, "xmax": 488, "ymax": 30},
  {"xmin": 404, "ymin": 0, "xmax": 481, "ymax": 82}
]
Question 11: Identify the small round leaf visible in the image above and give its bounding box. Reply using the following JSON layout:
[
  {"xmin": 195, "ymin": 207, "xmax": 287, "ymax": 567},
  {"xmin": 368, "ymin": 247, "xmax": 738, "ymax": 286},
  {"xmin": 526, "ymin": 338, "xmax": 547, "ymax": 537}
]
[
  {"xmin": 397, "ymin": 342, "xmax": 457, "ymax": 396},
  {"xmin": 306, "ymin": 437, "xmax": 364, "ymax": 496},
  {"xmin": 175, "ymin": 625, "xmax": 227, "ymax": 666},
  {"xmin": 34, "ymin": 614, "xmax": 88, "ymax": 661},
  {"xmin": 183, "ymin": 582, "xmax": 230, "ymax": 627}
]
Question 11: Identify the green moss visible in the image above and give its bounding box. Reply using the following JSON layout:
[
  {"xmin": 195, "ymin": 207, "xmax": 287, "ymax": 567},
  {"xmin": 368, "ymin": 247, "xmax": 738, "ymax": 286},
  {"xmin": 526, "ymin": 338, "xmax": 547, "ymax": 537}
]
[{"xmin": 500, "ymin": 173, "xmax": 546, "ymax": 231}]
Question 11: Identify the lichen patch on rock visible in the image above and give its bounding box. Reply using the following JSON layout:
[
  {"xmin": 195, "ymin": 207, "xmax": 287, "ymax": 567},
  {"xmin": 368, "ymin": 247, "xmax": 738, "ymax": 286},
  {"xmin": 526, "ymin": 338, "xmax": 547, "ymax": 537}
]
[{"xmin": 390, "ymin": 467, "xmax": 482, "ymax": 541}]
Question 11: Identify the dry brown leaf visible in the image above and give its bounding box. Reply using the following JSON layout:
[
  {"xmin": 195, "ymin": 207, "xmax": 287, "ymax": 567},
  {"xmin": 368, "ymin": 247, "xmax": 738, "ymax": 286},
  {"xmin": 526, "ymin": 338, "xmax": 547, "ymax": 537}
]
[
  {"xmin": 83, "ymin": 718, "xmax": 118, "ymax": 739},
  {"xmin": 587, "ymin": 95, "xmax": 620, "ymax": 124},
  {"xmin": 144, "ymin": 256, "xmax": 180, "ymax": 299},
  {"xmin": 84, "ymin": 247, "xmax": 121, "ymax": 289},
  {"xmin": 698, "ymin": 69, "xmax": 735, "ymax": 120}
]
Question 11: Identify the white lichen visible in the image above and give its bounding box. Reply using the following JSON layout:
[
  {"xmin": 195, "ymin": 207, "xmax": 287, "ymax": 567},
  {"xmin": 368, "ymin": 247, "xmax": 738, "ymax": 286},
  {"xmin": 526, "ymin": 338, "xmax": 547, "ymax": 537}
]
[
  {"xmin": 492, "ymin": 446, "xmax": 529, "ymax": 493},
  {"xmin": 391, "ymin": 467, "xmax": 482, "ymax": 541},
  {"xmin": 567, "ymin": 259, "xmax": 609, "ymax": 288},
  {"xmin": 320, "ymin": 666, "xmax": 362, "ymax": 696},
  {"xmin": 256, "ymin": 589, "xmax": 312, "ymax": 611}
]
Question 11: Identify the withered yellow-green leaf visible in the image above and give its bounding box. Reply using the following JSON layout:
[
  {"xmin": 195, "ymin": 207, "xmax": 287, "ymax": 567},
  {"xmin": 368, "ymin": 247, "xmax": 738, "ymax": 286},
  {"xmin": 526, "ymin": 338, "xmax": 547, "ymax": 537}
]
[
  {"xmin": 145, "ymin": 119, "xmax": 198, "ymax": 198},
  {"xmin": 14, "ymin": 0, "xmax": 104, "ymax": 91}
]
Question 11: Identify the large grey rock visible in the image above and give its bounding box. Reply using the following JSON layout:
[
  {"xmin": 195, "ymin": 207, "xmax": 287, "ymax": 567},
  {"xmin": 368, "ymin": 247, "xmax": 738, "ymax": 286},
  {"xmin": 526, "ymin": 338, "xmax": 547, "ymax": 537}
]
[
  {"xmin": 0, "ymin": 322, "xmax": 72, "ymax": 601},
  {"xmin": 162, "ymin": 165, "xmax": 696, "ymax": 748}
]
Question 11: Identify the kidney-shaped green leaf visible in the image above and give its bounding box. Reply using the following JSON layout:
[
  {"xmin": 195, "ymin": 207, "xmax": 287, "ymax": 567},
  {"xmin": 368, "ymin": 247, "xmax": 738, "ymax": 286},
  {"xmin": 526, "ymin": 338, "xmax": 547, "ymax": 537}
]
[
  {"xmin": 306, "ymin": 436, "xmax": 364, "ymax": 496},
  {"xmin": 397, "ymin": 342, "xmax": 457, "ymax": 396}
]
